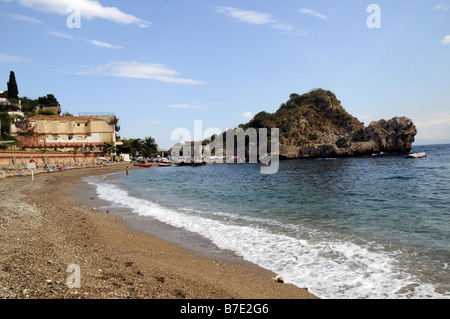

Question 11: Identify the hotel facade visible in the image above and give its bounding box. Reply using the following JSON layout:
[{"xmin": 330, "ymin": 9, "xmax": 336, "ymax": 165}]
[{"xmin": 10, "ymin": 115, "xmax": 118, "ymax": 152}]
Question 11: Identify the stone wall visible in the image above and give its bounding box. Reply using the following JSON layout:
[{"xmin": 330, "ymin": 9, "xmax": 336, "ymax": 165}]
[{"xmin": 0, "ymin": 151, "xmax": 109, "ymax": 168}]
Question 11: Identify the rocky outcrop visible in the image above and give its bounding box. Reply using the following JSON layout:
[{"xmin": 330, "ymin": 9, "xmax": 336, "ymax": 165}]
[
  {"xmin": 242, "ymin": 89, "xmax": 417, "ymax": 159},
  {"xmin": 279, "ymin": 117, "xmax": 417, "ymax": 159},
  {"xmin": 349, "ymin": 117, "xmax": 417, "ymax": 154}
]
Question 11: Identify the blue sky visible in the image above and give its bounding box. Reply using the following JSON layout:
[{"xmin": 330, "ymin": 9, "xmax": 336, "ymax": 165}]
[{"xmin": 0, "ymin": 0, "xmax": 449, "ymax": 148}]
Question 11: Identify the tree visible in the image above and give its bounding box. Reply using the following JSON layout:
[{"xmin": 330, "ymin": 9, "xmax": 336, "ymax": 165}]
[
  {"xmin": 142, "ymin": 136, "xmax": 158, "ymax": 157},
  {"xmin": 117, "ymin": 138, "xmax": 143, "ymax": 157},
  {"xmin": 107, "ymin": 115, "xmax": 121, "ymax": 132},
  {"xmin": 38, "ymin": 94, "xmax": 59, "ymax": 106},
  {"xmin": 116, "ymin": 137, "xmax": 158, "ymax": 158},
  {"xmin": 117, "ymin": 139, "xmax": 132, "ymax": 155},
  {"xmin": 38, "ymin": 109, "xmax": 57, "ymax": 115},
  {"xmin": 61, "ymin": 111, "xmax": 74, "ymax": 116},
  {"xmin": 103, "ymin": 143, "xmax": 117, "ymax": 156},
  {"xmin": 20, "ymin": 97, "xmax": 39, "ymax": 113},
  {"xmin": 0, "ymin": 112, "xmax": 11, "ymax": 134},
  {"xmin": 0, "ymin": 103, "xmax": 10, "ymax": 113},
  {"xmin": 130, "ymin": 138, "xmax": 144, "ymax": 156},
  {"xmin": 0, "ymin": 131, "xmax": 18, "ymax": 150},
  {"xmin": 7, "ymin": 71, "xmax": 18, "ymax": 100}
]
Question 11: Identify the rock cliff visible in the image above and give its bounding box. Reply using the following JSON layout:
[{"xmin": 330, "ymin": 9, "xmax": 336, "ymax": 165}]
[{"xmin": 241, "ymin": 89, "xmax": 417, "ymax": 159}]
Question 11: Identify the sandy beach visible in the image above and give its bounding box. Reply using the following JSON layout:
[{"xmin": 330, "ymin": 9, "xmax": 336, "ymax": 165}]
[{"xmin": 0, "ymin": 164, "xmax": 317, "ymax": 299}]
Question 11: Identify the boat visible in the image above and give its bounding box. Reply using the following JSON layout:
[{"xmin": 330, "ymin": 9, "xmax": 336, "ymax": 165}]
[
  {"xmin": 405, "ymin": 152, "xmax": 427, "ymax": 159},
  {"xmin": 158, "ymin": 158, "xmax": 172, "ymax": 167},
  {"xmin": 133, "ymin": 159, "xmax": 153, "ymax": 167},
  {"xmin": 372, "ymin": 151, "xmax": 388, "ymax": 156}
]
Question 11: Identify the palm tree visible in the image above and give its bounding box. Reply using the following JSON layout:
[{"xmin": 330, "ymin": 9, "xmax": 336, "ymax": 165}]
[
  {"xmin": 117, "ymin": 137, "xmax": 158, "ymax": 158},
  {"xmin": 103, "ymin": 143, "xmax": 117, "ymax": 157},
  {"xmin": 143, "ymin": 136, "xmax": 158, "ymax": 157},
  {"xmin": 130, "ymin": 138, "xmax": 144, "ymax": 157}
]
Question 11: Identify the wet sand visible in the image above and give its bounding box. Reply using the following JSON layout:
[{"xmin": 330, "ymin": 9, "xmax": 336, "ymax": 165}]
[{"xmin": 0, "ymin": 164, "xmax": 317, "ymax": 299}]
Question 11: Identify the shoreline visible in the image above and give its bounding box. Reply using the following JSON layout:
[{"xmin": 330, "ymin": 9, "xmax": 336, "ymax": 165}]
[
  {"xmin": 72, "ymin": 177, "xmax": 256, "ymax": 267},
  {"xmin": 0, "ymin": 164, "xmax": 317, "ymax": 299}
]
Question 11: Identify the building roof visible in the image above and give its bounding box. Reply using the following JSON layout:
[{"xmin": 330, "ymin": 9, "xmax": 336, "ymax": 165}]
[{"xmin": 29, "ymin": 115, "xmax": 106, "ymax": 122}]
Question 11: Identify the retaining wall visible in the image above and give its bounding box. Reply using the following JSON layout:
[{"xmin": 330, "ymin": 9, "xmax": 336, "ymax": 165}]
[{"xmin": 0, "ymin": 151, "xmax": 109, "ymax": 168}]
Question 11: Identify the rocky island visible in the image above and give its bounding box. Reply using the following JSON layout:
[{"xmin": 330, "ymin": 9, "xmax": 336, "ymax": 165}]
[{"xmin": 241, "ymin": 89, "xmax": 417, "ymax": 159}]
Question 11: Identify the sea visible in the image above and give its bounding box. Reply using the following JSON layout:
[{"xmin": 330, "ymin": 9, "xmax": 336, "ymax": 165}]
[{"xmin": 84, "ymin": 144, "xmax": 450, "ymax": 299}]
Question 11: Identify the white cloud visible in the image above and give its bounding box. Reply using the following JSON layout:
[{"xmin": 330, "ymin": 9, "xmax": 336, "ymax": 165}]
[
  {"xmin": 440, "ymin": 35, "xmax": 450, "ymax": 45},
  {"xmin": 271, "ymin": 23, "xmax": 294, "ymax": 32},
  {"xmin": 137, "ymin": 118, "xmax": 162, "ymax": 126},
  {"xmin": 216, "ymin": 6, "xmax": 306, "ymax": 36},
  {"xmin": 48, "ymin": 33, "xmax": 122, "ymax": 49},
  {"xmin": 241, "ymin": 111, "xmax": 253, "ymax": 119},
  {"xmin": 8, "ymin": 13, "xmax": 43, "ymax": 23},
  {"xmin": 165, "ymin": 102, "xmax": 209, "ymax": 109},
  {"xmin": 415, "ymin": 113, "xmax": 450, "ymax": 142},
  {"xmin": 417, "ymin": 113, "xmax": 450, "ymax": 127},
  {"xmin": 216, "ymin": 7, "xmax": 275, "ymax": 25},
  {"xmin": 48, "ymin": 33, "xmax": 122, "ymax": 48},
  {"xmin": 86, "ymin": 39, "xmax": 122, "ymax": 49},
  {"xmin": 6, "ymin": 0, "xmax": 151, "ymax": 27},
  {"xmin": 435, "ymin": 4, "xmax": 450, "ymax": 10},
  {"xmin": 298, "ymin": 8, "xmax": 328, "ymax": 20},
  {"xmin": 217, "ymin": 7, "xmax": 277, "ymax": 25},
  {"xmin": 77, "ymin": 61, "xmax": 202, "ymax": 85},
  {"xmin": 0, "ymin": 52, "xmax": 28, "ymax": 63},
  {"xmin": 48, "ymin": 31, "xmax": 74, "ymax": 39}
]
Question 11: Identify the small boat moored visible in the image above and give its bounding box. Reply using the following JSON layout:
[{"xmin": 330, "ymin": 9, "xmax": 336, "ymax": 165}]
[
  {"xmin": 405, "ymin": 152, "xmax": 427, "ymax": 159},
  {"xmin": 158, "ymin": 158, "xmax": 172, "ymax": 167},
  {"xmin": 133, "ymin": 159, "xmax": 153, "ymax": 167}
]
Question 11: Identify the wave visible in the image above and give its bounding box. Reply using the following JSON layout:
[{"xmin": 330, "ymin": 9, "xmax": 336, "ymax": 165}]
[{"xmin": 84, "ymin": 177, "xmax": 448, "ymax": 299}]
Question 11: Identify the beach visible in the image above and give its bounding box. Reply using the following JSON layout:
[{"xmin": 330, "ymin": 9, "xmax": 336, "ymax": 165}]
[{"xmin": 0, "ymin": 164, "xmax": 317, "ymax": 299}]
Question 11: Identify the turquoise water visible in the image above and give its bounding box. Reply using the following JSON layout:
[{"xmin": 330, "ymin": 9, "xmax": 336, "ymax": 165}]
[{"xmin": 85, "ymin": 144, "xmax": 450, "ymax": 299}]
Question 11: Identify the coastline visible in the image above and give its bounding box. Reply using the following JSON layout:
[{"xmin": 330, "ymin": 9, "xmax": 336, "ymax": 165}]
[
  {"xmin": 0, "ymin": 164, "xmax": 317, "ymax": 299},
  {"xmin": 72, "ymin": 178, "xmax": 259, "ymax": 267}
]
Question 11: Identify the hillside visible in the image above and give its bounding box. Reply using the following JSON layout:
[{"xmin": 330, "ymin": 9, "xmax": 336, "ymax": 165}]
[{"xmin": 241, "ymin": 89, "xmax": 417, "ymax": 159}]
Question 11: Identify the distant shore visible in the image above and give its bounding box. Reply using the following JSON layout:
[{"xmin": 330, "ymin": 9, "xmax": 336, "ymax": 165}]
[{"xmin": 0, "ymin": 164, "xmax": 317, "ymax": 299}]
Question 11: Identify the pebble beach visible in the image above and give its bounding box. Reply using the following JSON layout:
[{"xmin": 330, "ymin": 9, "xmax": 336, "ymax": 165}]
[{"xmin": 0, "ymin": 164, "xmax": 317, "ymax": 299}]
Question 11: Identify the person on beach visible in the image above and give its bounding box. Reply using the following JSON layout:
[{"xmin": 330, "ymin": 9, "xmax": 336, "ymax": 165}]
[{"xmin": 126, "ymin": 166, "xmax": 129, "ymax": 176}]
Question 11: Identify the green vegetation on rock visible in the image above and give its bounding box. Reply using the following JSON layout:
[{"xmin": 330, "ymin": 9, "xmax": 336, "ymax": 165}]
[{"xmin": 243, "ymin": 89, "xmax": 364, "ymax": 147}]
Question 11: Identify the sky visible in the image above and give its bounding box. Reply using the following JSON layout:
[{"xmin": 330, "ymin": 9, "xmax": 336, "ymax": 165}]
[{"xmin": 0, "ymin": 0, "xmax": 449, "ymax": 149}]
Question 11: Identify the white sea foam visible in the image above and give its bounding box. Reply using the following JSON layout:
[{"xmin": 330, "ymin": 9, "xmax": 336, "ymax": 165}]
[{"xmin": 85, "ymin": 178, "xmax": 447, "ymax": 299}]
